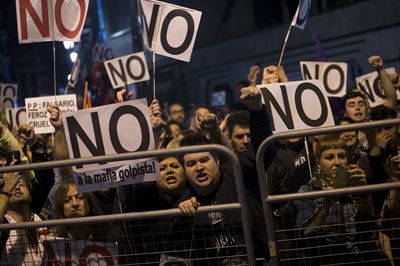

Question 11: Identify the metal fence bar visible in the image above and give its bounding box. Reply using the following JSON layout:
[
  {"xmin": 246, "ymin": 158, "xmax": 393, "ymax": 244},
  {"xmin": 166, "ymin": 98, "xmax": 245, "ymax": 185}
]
[
  {"xmin": 0, "ymin": 144, "xmax": 257, "ymax": 265},
  {"xmin": 0, "ymin": 203, "xmax": 241, "ymax": 230},
  {"xmin": 255, "ymin": 118, "xmax": 400, "ymax": 266}
]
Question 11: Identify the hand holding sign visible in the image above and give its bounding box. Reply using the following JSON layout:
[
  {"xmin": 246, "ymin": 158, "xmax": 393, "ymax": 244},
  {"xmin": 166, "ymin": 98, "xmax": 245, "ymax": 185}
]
[
  {"xmin": 240, "ymin": 86, "xmax": 262, "ymax": 111},
  {"xmin": 149, "ymin": 99, "xmax": 165, "ymax": 130},
  {"xmin": 368, "ymin": 55, "xmax": 383, "ymax": 70},
  {"xmin": 47, "ymin": 105, "xmax": 63, "ymax": 130},
  {"xmin": 116, "ymin": 87, "xmax": 133, "ymax": 103},
  {"xmin": 262, "ymin": 65, "xmax": 288, "ymax": 84}
]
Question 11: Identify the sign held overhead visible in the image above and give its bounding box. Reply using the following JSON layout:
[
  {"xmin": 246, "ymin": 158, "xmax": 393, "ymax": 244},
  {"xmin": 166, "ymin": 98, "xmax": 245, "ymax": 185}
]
[
  {"xmin": 300, "ymin": 61, "xmax": 348, "ymax": 97},
  {"xmin": 104, "ymin": 52, "xmax": 150, "ymax": 89},
  {"xmin": 139, "ymin": 0, "xmax": 202, "ymax": 62},
  {"xmin": 259, "ymin": 80, "xmax": 334, "ymax": 133},
  {"xmin": 16, "ymin": 0, "xmax": 89, "ymax": 43}
]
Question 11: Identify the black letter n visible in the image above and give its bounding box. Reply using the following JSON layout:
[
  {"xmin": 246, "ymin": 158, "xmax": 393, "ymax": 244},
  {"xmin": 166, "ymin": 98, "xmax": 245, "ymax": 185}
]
[{"xmin": 66, "ymin": 113, "xmax": 106, "ymax": 169}]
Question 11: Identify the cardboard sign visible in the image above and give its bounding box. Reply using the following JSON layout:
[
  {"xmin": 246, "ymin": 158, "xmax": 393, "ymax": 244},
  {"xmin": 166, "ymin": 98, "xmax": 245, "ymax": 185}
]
[
  {"xmin": 62, "ymin": 99, "xmax": 159, "ymax": 193},
  {"xmin": 0, "ymin": 84, "xmax": 18, "ymax": 108},
  {"xmin": 92, "ymin": 44, "xmax": 113, "ymax": 64},
  {"xmin": 291, "ymin": 0, "xmax": 312, "ymax": 30},
  {"xmin": 6, "ymin": 107, "xmax": 27, "ymax": 129},
  {"xmin": 25, "ymin": 94, "xmax": 78, "ymax": 134},
  {"xmin": 139, "ymin": 0, "xmax": 202, "ymax": 62},
  {"xmin": 16, "ymin": 0, "xmax": 89, "ymax": 43},
  {"xmin": 104, "ymin": 52, "xmax": 150, "ymax": 89},
  {"xmin": 355, "ymin": 68, "xmax": 398, "ymax": 108},
  {"xmin": 300, "ymin": 61, "xmax": 347, "ymax": 97},
  {"xmin": 259, "ymin": 80, "xmax": 334, "ymax": 133},
  {"xmin": 42, "ymin": 238, "xmax": 118, "ymax": 265}
]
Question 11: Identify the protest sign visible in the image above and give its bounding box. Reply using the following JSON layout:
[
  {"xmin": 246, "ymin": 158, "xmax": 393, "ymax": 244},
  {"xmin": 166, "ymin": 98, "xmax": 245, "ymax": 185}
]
[
  {"xmin": 0, "ymin": 84, "xmax": 18, "ymax": 108},
  {"xmin": 104, "ymin": 52, "xmax": 150, "ymax": 89},
  {"xmin": 42, "ymin": 238, "xmax": 118, "ymax": 265},
  {"xmin": 259, "ymin": 80, "xmax": 334, "ymax": 133},
  {"xmin": 16, "ymin": 0, "xmax": 89, "ymax": 43},
  {"xmin": 300, "ymin": 61, "xmax": 347, "ymax": 97},
  {"xmin": 62, "ymin": 99, "xmax": 159, "ymax": 192},
  {"xmin": 6, "ymin": 107, "xmax": 27, "ymax": 129},
  {"xmin": 93, "ymin": 44, "xmax": 113, "ymax": 64},
  {"xmin": 139, "ymin": 0, "xmax": 202, "ymax": 62},
  {"xmin": 355, "ymin": 68, "xmax": 398, "ymax": 108},
  {"xmin": 25, "ymin": 94, "xmax": 78, "ymax": 134}
]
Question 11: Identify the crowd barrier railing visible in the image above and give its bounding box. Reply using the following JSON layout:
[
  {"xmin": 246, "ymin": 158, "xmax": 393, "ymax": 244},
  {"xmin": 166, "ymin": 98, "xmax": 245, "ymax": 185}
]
[
  {"xmin": 0, "ymin": 144, "xmax": 257, "ymax": 265},
  {"xmin": 256, "ymin": 118, "xmax": 400, "ymax": 266}
]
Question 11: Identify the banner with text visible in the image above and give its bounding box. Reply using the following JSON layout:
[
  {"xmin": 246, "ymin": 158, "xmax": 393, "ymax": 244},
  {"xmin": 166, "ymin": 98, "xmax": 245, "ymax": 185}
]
[
  {"xmin": 62, "ymin": 99, "xmax": 159, "ymax": 192},
  {"xmin": 0, "ymin": 84, "xmax": 18, "ymax": 109},
  {"xmin": 139, "ymin": 0, "xmax": 202, "ymax": 62},
  {"xmin": 104, "ymin": 52, "xmax": 150, "ymax": 89},
  {"xmin": 16, "ymin": 0, "xmax": 89, "ymax": 43},
  {"xmin": 300, "ymin": 61, "xmax": 347, "ymax": 97},
  {"xmin": 355, "ymin": 68, "xmax": 398, "ymax": 108},
  {"xmin": 42, "ymin": 237, "xmax": 118, "ymax": 265},
  {"xmin": 25, "ymin": 94, "xmax": 78, "ymax": 134},
  {"xmin": 259, "ymin": 80, "xmax": 335, "ymax": 133}
]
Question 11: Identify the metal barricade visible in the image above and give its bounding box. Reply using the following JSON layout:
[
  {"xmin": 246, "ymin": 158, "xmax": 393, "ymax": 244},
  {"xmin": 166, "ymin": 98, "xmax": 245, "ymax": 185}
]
[
  {"xmin": 0, "ymin": 144, "xmax": 256, "ymax": 265},
  {"xmin": 256, "ymin": 118, "xmax": 400, "ymax": 265}
]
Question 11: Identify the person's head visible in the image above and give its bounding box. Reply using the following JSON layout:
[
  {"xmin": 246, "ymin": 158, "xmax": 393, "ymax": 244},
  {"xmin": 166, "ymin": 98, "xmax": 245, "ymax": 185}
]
[
  {"xmin": 226, "ymin": 111, "xmax": 251, "ymax": 153},
  {"xmin": 9, "ymin": 178, "xmax": 32, "ymax": 205},
  {"xmin": 180, "ymin": 132, "xmax": 221, "ymax": 195},
  {"xmin": 167, "ymin": 121, "xmax": 183, "ymax": 139},
  {"xmin": 168, "ymin": 103, "xmax": 186, "ymax": 124},
  {"xmin": 192, "ymin": 105, "xmax": 210, "ymax": 130},
  {"xmin": 342, "ymin": 91, "xmax": 368, "ymax": 122},
  {"xmin": 54, "ymin": 179, "xmax": 101, "ymax": 220},
  {"xmin": 369, "ymin": 105, "xmax": 398, "ymax": 146},
  {"xmin": 157, "ymin": 156, "xmax": 186, "ymax": 196},
  {"xmin": 338, "ymin": 117, "xmax": 358, "ymax": 148},
  {"xmin": 315, "ymin": 135, "xmax": 348, "ymax": 179}
]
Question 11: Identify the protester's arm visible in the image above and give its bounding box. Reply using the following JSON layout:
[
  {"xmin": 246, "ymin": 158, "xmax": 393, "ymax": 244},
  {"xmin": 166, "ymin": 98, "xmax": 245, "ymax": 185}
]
[
  {"xmin": 368, "ymin": 55, "xmax": 397, "ymax": 109},
  {"xmin": 198, "ymin": 113, "xmax": 231, "ymax": 147},
  {"xmin": 0, "ymin": 162, "xmax": 21, "ymax": 223}
]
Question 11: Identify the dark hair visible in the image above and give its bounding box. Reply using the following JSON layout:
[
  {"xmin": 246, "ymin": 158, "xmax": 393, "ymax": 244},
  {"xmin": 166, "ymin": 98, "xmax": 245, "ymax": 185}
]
[
  {"xmin": 168, "ymin": 103, "xmax": 184, "ymax": 115},
  {"xmin": 337, "ymin": 116, "xmax": 354, "ymax": 125},
  {"xmin": 179, "ymin": 131, "xmax": 219, "ymax": 163},
  {"xmin": 226, "ymin": 111, "xmax": 249, "ymax": 137},
  {"xmin": 369, "ymin": 105, "xmax": 397, "ymax": 121},
  {"xmin": 342, "ymin": 91, "xmax": 366, "ymax": 111},
  {"xmin": 180, "ymin": 131, "xmax": 212, "ymax": 147}
]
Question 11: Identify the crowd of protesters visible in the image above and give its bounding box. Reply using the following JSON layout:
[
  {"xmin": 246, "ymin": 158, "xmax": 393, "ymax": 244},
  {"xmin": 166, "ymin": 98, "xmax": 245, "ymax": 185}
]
[{"xmin": 0, "ymin": 55, "xmax": 399, "ymax": 265}]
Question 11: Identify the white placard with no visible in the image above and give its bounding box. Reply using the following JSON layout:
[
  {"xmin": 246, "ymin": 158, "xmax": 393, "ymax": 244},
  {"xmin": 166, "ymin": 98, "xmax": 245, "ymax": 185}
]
[
  {"xmin": 139, "ymin": 0, "xmax": 202, "ymax": 62},
  {"xmin": 62, "ymin": 99, "xmax": 160, "ymax": 193},
  {"xmin": 25, "ymin": 94, "xmax": 78, "ymax": 134},
  {"xmin": 16, "ymin": 0, "xmax": 89, "ymax": 43},
  {"xmin": 300, "ymin": 61, "xmax": 347, "ymax": 97},
  {"xmin": 104, "ymin": 52, "xmax": 150, "ymax": 89},
  {"xmin": 355, "ymin": 68, "xmax": 398, "ymax": 108},
  {"xmin": 259, "ymin": 80, "xmax": 335, "ymax": 133},
  {"xmin": 42, "ymin": 237, "xmax": 118, "ymax": 265}
]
